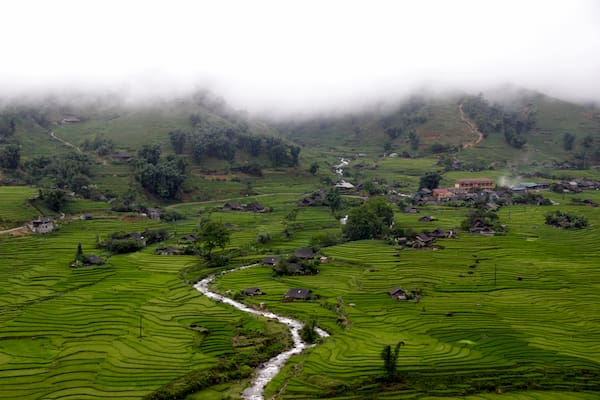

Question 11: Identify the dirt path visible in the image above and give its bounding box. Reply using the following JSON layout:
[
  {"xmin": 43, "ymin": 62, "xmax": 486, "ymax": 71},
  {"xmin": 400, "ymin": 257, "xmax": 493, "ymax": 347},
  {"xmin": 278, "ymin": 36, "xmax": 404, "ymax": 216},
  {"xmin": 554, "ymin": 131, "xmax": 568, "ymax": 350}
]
[
  {"xmin": 458, "ymin": 103, "xmax": 484, "ymax": 149},
  {"xmin": 48, "ymin": 130, "xmax": 82, "ymax": 153},
  {"xmin": 0, "ymin": 225, "xmax": 28, "ymax": 236}
]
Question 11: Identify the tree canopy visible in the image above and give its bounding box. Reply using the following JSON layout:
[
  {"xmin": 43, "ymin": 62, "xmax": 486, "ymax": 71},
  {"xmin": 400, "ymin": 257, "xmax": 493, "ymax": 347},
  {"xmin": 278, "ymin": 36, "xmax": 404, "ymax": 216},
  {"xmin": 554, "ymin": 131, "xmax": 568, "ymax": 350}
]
[
  {"xmin": 198, "ymin": 220, "xmax": 231, "ymax": 256},
  {"xmin": 344, "ymin": 197, "xmax": 394, "ymax": 240},
  {"xmin": 419, "ymin": 172, "xmax": 441, "ymax": 190}
]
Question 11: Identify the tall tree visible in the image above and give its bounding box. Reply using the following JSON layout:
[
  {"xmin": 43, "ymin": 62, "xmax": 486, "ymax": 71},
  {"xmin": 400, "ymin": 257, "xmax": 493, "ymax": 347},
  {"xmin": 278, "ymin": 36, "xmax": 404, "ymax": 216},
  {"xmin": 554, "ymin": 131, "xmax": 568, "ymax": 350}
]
[
  {"xmin": 325, "ymin": 188, "xmax": 341, "ymax": 214},
  {"xmin": 563, "ymin": 132, "xmax": 575, "ymax": 151},
  {"xmin": 138, "ymin": 144, "xmax": 161, "ymax": 165},
  {"xmin": 198, "ymin": 220, "xmax": 230, "ymax": 256},
  {"xmin": 0, "ymin": 144, "xmax": 20, "ymax": 169},
  {"xmin": 419, "ymin": 172, "xmax": 441, "ymax": 190},
  {"xmin": 344, "ymin": 197, "xmax": 394, "ymax": 240},
  {"xmin": 381, "ymin": 341, "xmax": 405, "ymax": 381},
  {"xmin": 169, "ymin": 130, "xmax": 187, "ymax": 154}
]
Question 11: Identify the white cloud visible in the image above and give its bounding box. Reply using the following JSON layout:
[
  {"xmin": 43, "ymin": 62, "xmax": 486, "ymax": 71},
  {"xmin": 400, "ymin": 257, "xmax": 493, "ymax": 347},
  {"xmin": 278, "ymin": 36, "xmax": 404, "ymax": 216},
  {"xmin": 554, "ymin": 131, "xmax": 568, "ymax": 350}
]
[{"xmin": 1, "ymin": 0, "xmax": 599, "ymax": 111}]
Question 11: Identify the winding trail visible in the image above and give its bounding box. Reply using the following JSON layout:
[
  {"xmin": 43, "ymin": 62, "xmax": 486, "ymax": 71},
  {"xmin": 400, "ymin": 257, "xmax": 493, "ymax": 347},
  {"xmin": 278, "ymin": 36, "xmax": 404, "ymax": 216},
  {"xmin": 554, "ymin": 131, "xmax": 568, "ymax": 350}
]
[
  {"xmin": 194, "ymin": 264, "xmax": 329, "ymax": 400},
  {"xmin": 48, "ymin": 130, "xmax": 82, "ymax": 153},
  {"xmin": 458, "ymin": 103, "xmax": 484, "ymax": 149},
  {"xmin": 0, "ymin": 225, "xmax": 27, "ymax": 235}
]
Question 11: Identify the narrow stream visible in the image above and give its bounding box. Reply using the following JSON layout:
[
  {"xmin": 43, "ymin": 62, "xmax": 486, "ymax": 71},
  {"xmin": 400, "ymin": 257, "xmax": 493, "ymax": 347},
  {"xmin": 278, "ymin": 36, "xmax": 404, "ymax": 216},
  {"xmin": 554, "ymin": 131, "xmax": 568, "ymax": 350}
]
[{"xmin": 193, "ymin": 264, "xmax": 329, "ymax": 400}]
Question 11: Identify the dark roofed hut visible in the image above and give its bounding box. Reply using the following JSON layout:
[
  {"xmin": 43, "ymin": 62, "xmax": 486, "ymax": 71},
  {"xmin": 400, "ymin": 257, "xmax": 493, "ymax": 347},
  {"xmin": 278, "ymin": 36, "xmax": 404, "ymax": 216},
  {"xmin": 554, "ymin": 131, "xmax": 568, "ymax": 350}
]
[
  {"xmin": 111, "ymin": 152, "xmax": 133, "ymax": 162},
  {"xmin": 245, "ymin": 202, "xmax": 265, "ymax": 212},
  {"xmin": 223, "ymin": 201, "xmax": 242, "ymax": 211},
  {"xmin": 389, "ymin": 287, "xmax": 407, "ymax": 301},
  {"xmin": 181, "ymin": 234, "xmax": 198, "ymax": 243},
  {"xmin": 284, "ymin": 288, "xmax": 312, "ymax": 301},
  {"xmin": 294, "ymin": 247, "xmax": 315, "ymax": 260},
  {"xmin": 262, "ymin": 256, "xmax": 281, "ymax": 266},
  {"xmin": 83, "ymin": 254, "xmax": 105, "ymax": 265},
  {"xmin": 243, "ymin": 287, "xmax": 264, "ymax": 296}
]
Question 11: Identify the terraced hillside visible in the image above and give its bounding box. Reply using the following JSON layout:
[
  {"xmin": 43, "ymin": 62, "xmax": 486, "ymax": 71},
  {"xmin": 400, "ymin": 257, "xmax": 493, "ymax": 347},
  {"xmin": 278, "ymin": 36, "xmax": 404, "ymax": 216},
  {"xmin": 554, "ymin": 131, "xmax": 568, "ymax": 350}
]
[
  {"xmin": 191, "ymin": 192, "xmax": 600, "ymax": 398},
  {"xmin": 0, "ymin": 215, "xmax": 283, "ymax": 399}
]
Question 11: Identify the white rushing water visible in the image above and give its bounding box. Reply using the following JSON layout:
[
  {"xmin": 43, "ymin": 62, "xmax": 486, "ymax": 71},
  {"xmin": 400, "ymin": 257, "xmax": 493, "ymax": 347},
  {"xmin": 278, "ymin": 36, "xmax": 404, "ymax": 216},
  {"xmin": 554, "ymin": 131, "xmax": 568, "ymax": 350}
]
[
  {"xmin": 193, "ymin": 264, "xmax": 329, "ymax": 400},
  {"xmin": 334, "ymin": 158, "xmax": 349, "ymax": 177}
]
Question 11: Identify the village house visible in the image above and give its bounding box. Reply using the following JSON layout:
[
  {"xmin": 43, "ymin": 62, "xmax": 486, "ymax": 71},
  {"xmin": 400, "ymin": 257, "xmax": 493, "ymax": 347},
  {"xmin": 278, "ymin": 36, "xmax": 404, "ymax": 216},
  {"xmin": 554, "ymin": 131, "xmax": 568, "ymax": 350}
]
[
  {"xmin": 389, "ymin": 287, "xmax": 407, "ymax": 301},
  {"xmin": 432, "ymin": 188, "xmax": 454, "ymax": 201},
  {"xmin": 83, "ymin": 254, "xmax": 104, "ymax": 265},
  {"xmin": 335, "ymin": 180, "xmax": 355, "ymax": 191},
  {"xmin": 155, "ymin": 246, "xmax": 183, "ymax": 255},
  {"xmin": 111, "ymin": 152, "xmax": 133, "ymax": 162},
  {"xmin": 455, "ymin": 178, "xmax": 496, "ymax": 192},
  {"xmin": 284, "ymin": 288, "xmax": 313, "ymax": 301},
  {"xmin": 469, "ymin": 219, "xmax": 496, "ymax": 236},
  {"xmin": 262, "ymin": 256, "xmax": 281, "ymax": 267},
  {"xmin": 223, "ymin": 201, "xmax": 243, "ymax": 211},
  {"xmin": 145, "ymin": 207, "xmax": 162, "ymax": 221},
  {"xmin": 243, "ymin": 287, "xmax": 264, "ymax": 296},
  {"xmin": 294, "ymin": 247, "xmax": 315, "ymax": 260},
  {"xmin": 28, "ymin": 217, "xmax": 55, "ymax": 234},
  {"xmin": 244, "ymin": 202, "xmax": 265, "ymax": 212},
  {"xmin": 180, "ymin": 234, "xmax": 198, "ymax": 243}
]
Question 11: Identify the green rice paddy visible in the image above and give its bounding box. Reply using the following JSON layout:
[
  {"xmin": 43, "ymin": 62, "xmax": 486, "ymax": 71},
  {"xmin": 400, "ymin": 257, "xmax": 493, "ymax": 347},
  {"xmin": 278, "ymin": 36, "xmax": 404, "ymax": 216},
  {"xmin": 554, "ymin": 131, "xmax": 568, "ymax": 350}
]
[{"xmin": 1, "ymin": 187, "xmax": 600, "ymax": 398}]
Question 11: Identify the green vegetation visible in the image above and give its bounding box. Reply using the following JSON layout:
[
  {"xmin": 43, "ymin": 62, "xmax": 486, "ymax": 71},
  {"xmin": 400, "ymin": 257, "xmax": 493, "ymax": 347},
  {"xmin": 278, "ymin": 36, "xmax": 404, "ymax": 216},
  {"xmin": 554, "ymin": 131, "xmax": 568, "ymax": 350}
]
[
  {"xmin": 544, "ymin": 210, "xmax": 588, "ymax": 229},
  {"xmin": 344, "ymin": 197, "xmax": 394, "ymax": 240},
  {"xmin": 198, "ymin": 220, "xmax": 231, "ymax": 256},
  {"xmin": 381, "ymin": 341, "xmax": 404, "ymax": 382},
  {"xmin": 461, "ymin": 94, "xmax": 534, "ymax": 148}
]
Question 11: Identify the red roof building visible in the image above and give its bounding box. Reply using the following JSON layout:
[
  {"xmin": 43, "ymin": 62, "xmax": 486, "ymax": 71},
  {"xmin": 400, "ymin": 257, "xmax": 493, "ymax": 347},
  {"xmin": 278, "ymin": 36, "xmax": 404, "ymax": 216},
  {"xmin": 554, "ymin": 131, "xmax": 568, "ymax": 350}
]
[{"xmin": 454, "ymin": 178, "xmax": 495, "ymax": 192}]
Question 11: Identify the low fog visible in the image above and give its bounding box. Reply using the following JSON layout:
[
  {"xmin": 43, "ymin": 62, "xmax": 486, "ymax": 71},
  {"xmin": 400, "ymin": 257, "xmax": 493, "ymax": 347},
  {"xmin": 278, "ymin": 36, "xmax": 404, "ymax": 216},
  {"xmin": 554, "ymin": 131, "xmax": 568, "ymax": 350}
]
[{"xmin": 2, "ymin": 0, "xmax": 599, "ymax": 114}]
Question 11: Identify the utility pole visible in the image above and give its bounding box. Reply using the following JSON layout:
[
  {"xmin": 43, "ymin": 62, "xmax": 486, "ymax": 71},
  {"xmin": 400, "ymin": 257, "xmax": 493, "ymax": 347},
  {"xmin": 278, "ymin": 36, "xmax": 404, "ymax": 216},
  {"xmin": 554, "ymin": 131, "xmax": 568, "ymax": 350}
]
[{"xmin": 139, "ymin": 314, "xmax": 143, "ymax": 338}]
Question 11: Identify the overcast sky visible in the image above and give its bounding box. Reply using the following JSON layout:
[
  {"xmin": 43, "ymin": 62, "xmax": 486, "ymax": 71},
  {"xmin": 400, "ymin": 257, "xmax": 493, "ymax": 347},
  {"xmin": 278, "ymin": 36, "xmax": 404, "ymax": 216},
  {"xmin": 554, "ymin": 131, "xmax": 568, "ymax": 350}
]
[{"xmin": 2, "ymin": 0, "xmax": 599, "ymax": 112}]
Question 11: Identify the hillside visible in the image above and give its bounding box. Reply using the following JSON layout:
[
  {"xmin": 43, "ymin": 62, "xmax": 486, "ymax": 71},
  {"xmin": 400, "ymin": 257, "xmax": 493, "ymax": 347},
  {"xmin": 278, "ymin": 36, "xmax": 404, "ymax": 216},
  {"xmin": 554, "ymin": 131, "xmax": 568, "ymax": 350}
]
[
  {"xmin": 274, "ymin": 89, "xmax": 600, "ymax": 169},
  {"xmin": 1, "ymin": 87, "xmax": 600, "ymax": 207}
]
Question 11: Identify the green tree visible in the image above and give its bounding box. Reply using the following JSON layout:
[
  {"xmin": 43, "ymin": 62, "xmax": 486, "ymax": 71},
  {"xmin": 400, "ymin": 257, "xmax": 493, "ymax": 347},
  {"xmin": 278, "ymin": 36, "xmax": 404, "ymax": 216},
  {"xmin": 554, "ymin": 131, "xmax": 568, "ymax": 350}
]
[
  {"xmin": 419, "ymin": 172, "xmax": 441, "ymax": 190},
  {"xmin": 325, "ymin": 188, "xmax": 341, "ymax": 214},
  {"xmin": 344, "ymin": 197, "xmax": 394, "ymax": 240},
  {"xmin": 309, "ymin": 162, "xmax": 319, "ymax": 176},
  {"xmin": 0, "ymin": 144, "xmax": 20, "ymax": 169},
  {"xmin": 581, "ymin": 135, "xmax": 594, "ymax": 148},
  {"xmin": 290, "ymin": 145, "xmax": 301, "ymax": 166},
  {"xmin": 563, "ymin": 132, "xmax": 575, "ymax": 151},
  {"xmin": 39, "ymin": 189, "xmax": 67, "ymax": 212},
  {"xmin": 198, "ymin": 220, "xmax": 231, "ymax": 256},
  {"xmin": 408, "ymin": 130, "xmax": 419, "ymax": 150},
  {"xmin": 381, "ymin": 341, "xmax": 404, "ymax": 381},
  {"xmin": 75, "ymin": 243, "xmax": 84, "ymax": 262},
  {"xmin": 169, "ymin": 130, "xmax": 187, "ymax": 154},
  {"xmin": 138, "ymin": 144, "xmax": 161, "ymax": 165},
  {"xmin": 300, "ymin": 319, "xmax": 318, "ymax": 343}
]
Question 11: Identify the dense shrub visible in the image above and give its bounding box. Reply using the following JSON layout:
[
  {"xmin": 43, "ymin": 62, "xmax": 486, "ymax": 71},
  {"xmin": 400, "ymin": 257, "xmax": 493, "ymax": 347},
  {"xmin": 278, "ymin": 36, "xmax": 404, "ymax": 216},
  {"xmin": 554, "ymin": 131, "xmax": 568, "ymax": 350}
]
[{"xmin": 544, "ymin": 210, "xmax": 588, "ymax": 229}]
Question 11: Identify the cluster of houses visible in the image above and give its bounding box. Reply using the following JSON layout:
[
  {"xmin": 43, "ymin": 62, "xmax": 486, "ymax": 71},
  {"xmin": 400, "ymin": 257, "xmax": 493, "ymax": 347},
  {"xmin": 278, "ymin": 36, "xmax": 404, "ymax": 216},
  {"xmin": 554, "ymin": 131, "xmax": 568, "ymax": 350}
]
[
  {"xmin": 397, "ymin": 228, "xmax": 458, "ymax": 249},
  {"xmin": 240, "ymin": 287, "xmax": 314, "ymax": 301},
  {"xmin": 298, "ymin": 191, "xmax": 326, "ymax": 207},
  {"xmin": 222, "ymin": 201, "xmax": 268, "ymax": 213},
  {"xmin": 266, "ymin": 248, "xmax": 328, "ymax": 276},
  {"xmin": 551, "ymin": 178, "xmax": 600, "ymax": 193},
  {"xmin": 413, "ymin": 178, "xmax": 559, "ymax": 206}
]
